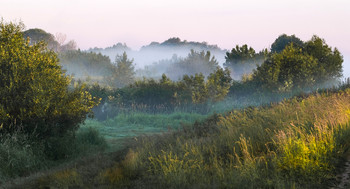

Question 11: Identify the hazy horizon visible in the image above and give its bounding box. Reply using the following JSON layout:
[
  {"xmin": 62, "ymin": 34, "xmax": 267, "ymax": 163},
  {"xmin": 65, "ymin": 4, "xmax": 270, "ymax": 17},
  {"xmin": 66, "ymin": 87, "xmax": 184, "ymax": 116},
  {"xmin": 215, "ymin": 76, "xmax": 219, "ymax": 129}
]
[{"xmin": 1, "ymin": 0, "xmax": 349, "ymax": 76}]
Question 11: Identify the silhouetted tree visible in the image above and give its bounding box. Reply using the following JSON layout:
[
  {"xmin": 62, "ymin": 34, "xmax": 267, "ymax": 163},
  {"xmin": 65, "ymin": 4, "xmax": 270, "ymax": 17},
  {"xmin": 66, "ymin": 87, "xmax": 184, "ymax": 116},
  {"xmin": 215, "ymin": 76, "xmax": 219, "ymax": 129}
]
[
  {"xmin": 23, "ymin": 28, "xmax": 60, "ymax": 51},
  {"xmin": 271, "ymin": 34, "xmax": 304, "ymax": 53}
]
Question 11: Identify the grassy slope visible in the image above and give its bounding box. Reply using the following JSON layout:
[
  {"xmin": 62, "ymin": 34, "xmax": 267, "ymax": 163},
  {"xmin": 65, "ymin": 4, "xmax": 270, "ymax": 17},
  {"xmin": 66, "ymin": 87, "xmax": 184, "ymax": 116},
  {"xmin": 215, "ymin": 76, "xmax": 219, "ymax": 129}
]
[
  {"xmin": 5, "ymin": 88, "xmax": 350, "ymax": 188},
  {"xmin": 97, "ymin": 89, "xmax": 350, "ymax": 188}
]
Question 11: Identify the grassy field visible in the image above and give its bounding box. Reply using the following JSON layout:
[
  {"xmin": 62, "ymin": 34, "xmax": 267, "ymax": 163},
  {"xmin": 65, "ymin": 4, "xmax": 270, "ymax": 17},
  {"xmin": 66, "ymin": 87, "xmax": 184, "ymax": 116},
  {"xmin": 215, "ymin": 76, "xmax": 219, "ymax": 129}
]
[
  {"xmin": 81, "ymin": 112, "xmax": 208, "ymax": 150},
  {"xmin": 88, "ymin": 88, "xmax": 350, "ymax": 188},
  {"xmin": 4, "ymin": 88, "xmax": 350, "ymax": 188}
]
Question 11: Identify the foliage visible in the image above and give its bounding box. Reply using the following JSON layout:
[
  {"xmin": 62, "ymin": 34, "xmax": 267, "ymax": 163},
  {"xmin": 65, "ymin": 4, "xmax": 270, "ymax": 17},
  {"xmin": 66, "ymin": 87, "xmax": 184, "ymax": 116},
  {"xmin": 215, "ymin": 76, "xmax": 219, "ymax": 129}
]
[
  {"xmin": 224, "ymin": 44, "xmax": 266, "ymax": 80},
  {"xmin": 271, "ymin": 34, "xmax": 304, "ymax": 53},
  {"xmin": 252, "ymin": 44, "xmax": 319, "ymax": 92},
  {"xmin": 167, "ymin": 50, "xmax": 219, "ymax": 80},
  {"xmin": 89, "ymin": 68, "xmax": 232, "ymax": 119},
  {"xmin": 206, "ymin": 68, "xmax": 232, "ymax": 101},
  {"xmin": 303, "ymin": 35, "xmax": 343, "ymax": 83},
  {"xmin": 59, "ymin": 50, "xmax": 114, "ymax": 80},
  {"xmin": 0, "ymin": 20, "xmax": 99, "ymax": 139},
  {"xmin": 107, "ymin": 52, "xmax": 136, "ymax": 88},
  {"xmin": 141, "ymin": 37, "xmax": 223, "ymax": 52},
  {"xmin": 0, "ymin": 132, "xmax": 46, "ymax": 181},
  {"xmin": 182, "ymin": 73, "xmax": 208, "ymax": 104},
  {"xmin": 23, "ymin": 28, "xmax": 76, "ymax": 52},
  {"xmin": 251, "ymin": 36, "xmax": 343, "ymax": 92},
  {"xmin": 23, "ymin": 28, "xmax": 60, "ymax": 51}
]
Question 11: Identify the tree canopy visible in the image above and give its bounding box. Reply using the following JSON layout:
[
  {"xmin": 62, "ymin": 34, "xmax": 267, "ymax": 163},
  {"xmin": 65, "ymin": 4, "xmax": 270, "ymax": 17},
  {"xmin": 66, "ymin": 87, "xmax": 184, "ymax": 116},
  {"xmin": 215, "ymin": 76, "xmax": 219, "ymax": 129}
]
[
  {"xmin": 0, "ymin": 21, "xmax": 98, "ymax": 138},
  {"xmin": 252, "ymin": 35, "xmax": 343, "ymax": 92},
  {"xmin": 167, "ymin": 50, "xmax": 219, "ymax": 80},
  {"xmin": 270, "ymin": 34, "xmax": 304, "ymax": 53},
  {"xmin": 303, "ymin": 35, "xmax": 343, "ymax": 82},
  {"xmin": 107, "ymin": 52, "xmax": 135, "ymax": 88},
  {"xmin": 23, "ymin": 28, "xmax": 60, "ymax": 51},
  {"xmin": 59, "ymin": 50, "xmax": 114, "ymax": 79},
  {"xmin": 224, "ymin": 45, "xmax": 266, "ymax": 80}
]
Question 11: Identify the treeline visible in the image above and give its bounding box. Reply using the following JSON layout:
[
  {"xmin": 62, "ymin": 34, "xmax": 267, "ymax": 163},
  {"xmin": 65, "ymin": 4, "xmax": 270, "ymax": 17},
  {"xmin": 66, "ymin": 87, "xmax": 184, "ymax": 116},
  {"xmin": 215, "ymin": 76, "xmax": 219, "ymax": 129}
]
[
  {"xmin": 89, "ymin": 68, "xmax": 231, "ymax": 120},
  {"xmin": 89, "ymin": 37, "xmax": 227, "ymax": 70},
  {"xmin": 86, "ymin": 34, "xmax": 343, "ymax": 120},
  {"xmin": 16, "ymin": 22, "xmax": 344, "ymax": 135}
]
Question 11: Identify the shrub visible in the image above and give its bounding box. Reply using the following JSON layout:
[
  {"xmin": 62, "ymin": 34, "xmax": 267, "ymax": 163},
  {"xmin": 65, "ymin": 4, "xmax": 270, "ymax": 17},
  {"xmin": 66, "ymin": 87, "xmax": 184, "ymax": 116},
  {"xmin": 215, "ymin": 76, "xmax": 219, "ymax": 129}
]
[{"xmin": 0, "ymin": 20, "xmax": 99, "ymax": 139}]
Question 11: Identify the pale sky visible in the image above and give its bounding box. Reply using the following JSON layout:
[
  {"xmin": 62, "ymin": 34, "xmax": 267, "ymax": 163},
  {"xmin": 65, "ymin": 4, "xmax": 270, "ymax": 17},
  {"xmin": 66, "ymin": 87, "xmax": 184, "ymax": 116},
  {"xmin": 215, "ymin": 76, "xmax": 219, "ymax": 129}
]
[{"xmin": 1, "ymin": 0, "xmax": 349, "ymax": 56}]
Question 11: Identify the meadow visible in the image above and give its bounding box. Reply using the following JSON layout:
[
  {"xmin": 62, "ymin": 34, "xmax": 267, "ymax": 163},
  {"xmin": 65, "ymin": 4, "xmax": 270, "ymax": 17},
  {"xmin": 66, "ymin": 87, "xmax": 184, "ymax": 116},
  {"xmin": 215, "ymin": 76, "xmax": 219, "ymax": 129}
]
[
  {"xmin": 91, "ymin": 86, "xmax": 350, "ymax": 188},
  {"xmin": 1, "ymin": 21, "xmax": 348, "ymax": 188},
  {"xmin": 2, "ymin": 84, "xmax": 349, "ymax": 188}
]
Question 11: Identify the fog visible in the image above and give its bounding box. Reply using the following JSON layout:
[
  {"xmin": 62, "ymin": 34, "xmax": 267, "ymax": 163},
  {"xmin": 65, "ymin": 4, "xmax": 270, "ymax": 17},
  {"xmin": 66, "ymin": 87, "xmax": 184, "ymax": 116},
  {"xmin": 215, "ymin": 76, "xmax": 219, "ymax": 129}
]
[
  {"xmin": 342, "ymin": 56, "xmax": 350, "ymax": 78},
  {"xmin": 88, "ymin": 38, "xmax": 228, "ymax": 80}
]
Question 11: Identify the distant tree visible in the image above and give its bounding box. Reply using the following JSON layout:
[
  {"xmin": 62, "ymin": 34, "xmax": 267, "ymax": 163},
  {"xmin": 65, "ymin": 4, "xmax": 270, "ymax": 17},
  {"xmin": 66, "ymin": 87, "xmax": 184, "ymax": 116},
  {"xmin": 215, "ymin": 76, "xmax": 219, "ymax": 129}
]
[
  {"xmin": 136, "ymin": 55, "xmax": 180, "ymax": 79},
  {"xmin": 60, "ymin": 40, "xmax": 77, "ymax": 51},
  {"xmin": 253, "ymin": 44, "xmax": 321, "ymax": 92},
  {"xmin": 303, "ymin": 35, "xmax": 343, "ymax": 83},
  {"xmin": 167, "ymin": 50, "xmax": 219, "ymax": 80},
  {"xmin": 224, "ymin": 45, "xmax": 266, "ymax": 80},
  {"xmin": 182, "ymin": 73, "xmax": 208, "ymax": 103},
  {"xmin": 162, "ymin": 37, "xmax": 182, "ymax": 45},
  {"xmin": 271, "ymin": 34, "xmax": 304, "ymax": 53},
  {"xmin": 207, "ymin": 68, "xmax": 232, "ymax": 101},
  {"xmin": 59, "ymin": 50, "xmax": 114, "ymax": 78},
  {"xmin": 108, "ymin": 52, "xmax": 135, "ymax": 88},
  {"xmin": 0, "ymin": 21, "xmax": 98, "ymax": 138},
  {"xmin": 23, "ymin": 28, "xmax": 59, "ymax": 51},
  {"xmin": 55, "ymin": 32, "xmax": 67, "ymax": 46}
]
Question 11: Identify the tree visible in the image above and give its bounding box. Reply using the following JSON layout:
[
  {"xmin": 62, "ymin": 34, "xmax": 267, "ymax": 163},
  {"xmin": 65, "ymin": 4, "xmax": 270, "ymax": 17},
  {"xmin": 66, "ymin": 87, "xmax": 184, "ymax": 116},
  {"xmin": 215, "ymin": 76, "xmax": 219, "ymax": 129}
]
[
  {"xmin": 108, "ymin": 52, "xmax": 135, "ymax": 88},
  {"xmin": 271, "ymin": 34, "xmax": 304, "ymax": 53},
  {"xmin": 59, "ymin": 50, "xmax": 114, "ymax": 79},
  {"xmin": 0, "ymin": 20, "xmax": 98, "ymax": 139},
  {"xmin": 252, "ymin": 44, "xmax": 320, "ymax": 92},
  {"xmin": 303, "ymin": 35, "xmax": 343, "ymax": 83},
  {"xmin": 224, "ymin": 44, "xmax": 266, "ymax": 80},
  {"xmin": 182, "ymin": 73, "xmax": 208, "ymax": 104},
  {"xmin": 252, "ymin": 35, "xmax": 344, "ymax": 92},
  {"xmin": 60, "ymin": 40, "xmax": 77, "ymax": 52},
  {"xmin": 23, "ymin": 28, "xmax": 60, "ymax": 51},
  {"xmin": 167, "ymin": 50, "xmax": 219, "ymax": 80},
  {"xmin": 207, "ymin": 68, "xmax": 232, "ymax": 101}
]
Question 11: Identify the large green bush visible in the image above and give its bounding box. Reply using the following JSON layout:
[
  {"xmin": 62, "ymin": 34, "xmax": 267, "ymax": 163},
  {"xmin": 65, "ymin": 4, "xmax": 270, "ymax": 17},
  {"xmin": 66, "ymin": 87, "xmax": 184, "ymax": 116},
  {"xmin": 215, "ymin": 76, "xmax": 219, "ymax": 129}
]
[{"xmin": 0, "ymin": 20, "xmax": 98, "ymax": 139}]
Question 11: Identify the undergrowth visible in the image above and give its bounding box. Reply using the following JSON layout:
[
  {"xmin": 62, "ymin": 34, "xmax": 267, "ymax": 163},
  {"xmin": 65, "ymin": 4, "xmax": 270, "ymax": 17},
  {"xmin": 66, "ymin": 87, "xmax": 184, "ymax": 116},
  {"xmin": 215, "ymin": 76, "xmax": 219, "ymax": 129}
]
[{"xmin": 0, "ymin": 127, "xmax": 107, "ymax": 184}]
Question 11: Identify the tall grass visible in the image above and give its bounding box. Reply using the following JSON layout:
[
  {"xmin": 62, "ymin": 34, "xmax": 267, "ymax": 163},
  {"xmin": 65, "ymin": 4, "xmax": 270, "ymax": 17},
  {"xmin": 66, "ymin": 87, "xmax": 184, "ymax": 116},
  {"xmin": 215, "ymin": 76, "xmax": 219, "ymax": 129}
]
[
  {"xmin": 98, "ymin": 88, "xmax": 350, "ymax": 188},
  {"xmin": 0, "ymin": 133, "xmax": 46, "ymax": 182},
  {"xmin": 0, "ymin": 127, "xmax": 107, "ymax": 184}
]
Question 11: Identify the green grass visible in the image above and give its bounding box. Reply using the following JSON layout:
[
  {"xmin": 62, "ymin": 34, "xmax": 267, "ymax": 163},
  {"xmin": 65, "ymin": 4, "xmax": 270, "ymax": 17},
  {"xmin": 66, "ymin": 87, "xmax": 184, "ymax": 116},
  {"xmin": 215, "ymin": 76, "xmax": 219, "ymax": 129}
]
[
  {"xmin": 82, "ymin": 112, "xmax": 207, "ymax": 150},
  {"xmin": 0, "ymin": 127, "xmax": 108, "ymax": 184},
  {"xmin": 94, "ymin": 88, "xmax": 350, "ymax": 188},
  {"xmin": 0, "ymin": 133, "xmax": 47, "ymax": 182},
  {"xmin": 5, "ymin": 87, "xmax": 350, "ymax": 188}
]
